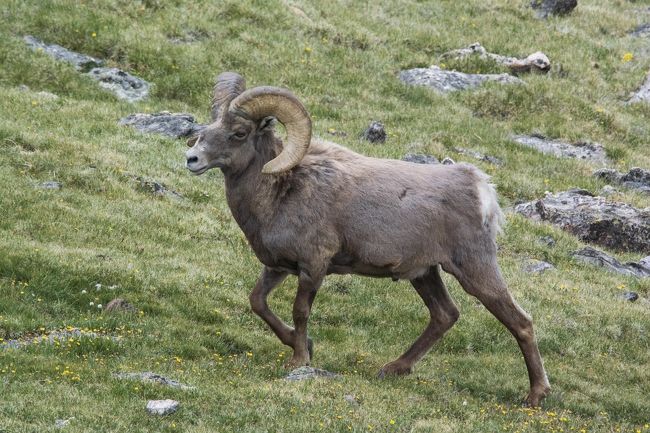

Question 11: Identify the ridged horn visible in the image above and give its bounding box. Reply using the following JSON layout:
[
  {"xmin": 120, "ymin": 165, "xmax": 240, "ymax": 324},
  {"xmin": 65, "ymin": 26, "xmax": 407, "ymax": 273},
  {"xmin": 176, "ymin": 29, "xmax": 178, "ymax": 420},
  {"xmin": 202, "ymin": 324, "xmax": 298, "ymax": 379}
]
[
  {"xmin": 211, "ymin": 72, "xmax": 246, "ymax": 121},
  {"xmin": 229, "ymin": 86, "xmax": 311, "ymax": 174}
]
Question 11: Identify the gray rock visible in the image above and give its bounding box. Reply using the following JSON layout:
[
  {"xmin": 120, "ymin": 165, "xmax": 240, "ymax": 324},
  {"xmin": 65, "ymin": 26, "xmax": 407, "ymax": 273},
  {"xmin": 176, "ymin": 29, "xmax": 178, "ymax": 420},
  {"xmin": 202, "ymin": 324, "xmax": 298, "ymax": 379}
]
[
  {"xmin": 621, "ymin": 291, "xmax": 639, "ymax": 302},
  {"xmin": 594, "ymin": 167, "xmax": 650, "ymax": 194},
  {"xmin": 55, "ymin": 418, "xmax": 73, "ymax": 429},
  {"xmin": 128, "ymin": 174, "xmax": 183, "ymax": 199},
  {"xmin": 441, "ymin": 42, "xmax": 551, "ymax": 74},
  {"xmin": 362, "ymin": 121, "xmax": 386, "ymax": 143},
  {"xmin": 38, "ymin": 181, "xmax": 62, "ymax": 190},
  {"xmin": 344, "ymin": 394, "xmax": 359, "ymax": 406},
  {"xmin": 515, "ymin": 190, "xmax": 650, "ymax": 253},
  {"xmin": 631, "ymin": 23, "xmax": 650, "ymax": 37},
  {"xmin": 119, "ymin": 112, "xmax": 205, "ymax": 138},
  {"xmin": 113, "ymin": 372, "xmax": 195, "ymax": 390},
  {"xmin": 523, "ymin": 259, "xmax": 555, "ymax": 274},
  {"xmin": 23, "ymin": 35, "xmax": 103, "ymax": 71},
  {"xmin": 572, "ymin": 247, "xmax": 650, "ymax": 277},
  {"xmin": 453, "ymin": 147, "xmax": 503, "ymax": 166},
  {"xmin": 511, "ymin": 134, "xmax": 608, "ymax": 164},
  {"xmin": 87, "ymin": 67, "xmax": 150, "ymax": 102},
  {"xmin": 531, "ymin": 0, "xmax": 577, "ymax": 18},
  {"xmin": 146, "ymin": 399, "xmax": 179, "ymax": 415},
  {"xmin": 402, "ymin": 153, "xmax": 439, "ymax": 164},
  {"xmin": 539, "ymin": 235, "xmax": 556, "ymax": 246},
  {"xmin": 1, "ymin": 328, "xmax": 119, "ymax": 350},
  {"xmin": 629, "ymin": 71, "xmax": 650, "ymax": 104},
  {"xmin": 399, "ymin": 66, "xmax": 523, "ymax": 93},
  {"xmin": 600, "ymin": 185, "xmax": 617, "ymax": 196},
  {"xmin": 284, "ymin": 366, "xmax": 340, "ymax": 381}
]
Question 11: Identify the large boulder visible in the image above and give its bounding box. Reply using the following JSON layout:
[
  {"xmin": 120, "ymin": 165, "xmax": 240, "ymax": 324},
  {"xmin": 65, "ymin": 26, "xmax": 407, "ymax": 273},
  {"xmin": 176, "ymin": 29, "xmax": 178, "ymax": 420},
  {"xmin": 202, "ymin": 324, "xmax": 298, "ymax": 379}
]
[
  {"xmin": 119, "ymin": 112, "xmax": 205, "ymax": 138},
  {"xmin": 515, "ymin": 189, "xmax": 650, "ymax": 253}
]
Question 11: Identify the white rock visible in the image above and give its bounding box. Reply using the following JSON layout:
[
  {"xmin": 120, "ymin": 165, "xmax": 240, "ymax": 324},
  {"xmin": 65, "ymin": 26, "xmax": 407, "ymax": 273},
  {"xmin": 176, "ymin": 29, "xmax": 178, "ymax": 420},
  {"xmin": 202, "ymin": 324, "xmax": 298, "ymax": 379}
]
[{"xmin": 146, "ymin": 399, "xmax": 179, "ymax": 415}]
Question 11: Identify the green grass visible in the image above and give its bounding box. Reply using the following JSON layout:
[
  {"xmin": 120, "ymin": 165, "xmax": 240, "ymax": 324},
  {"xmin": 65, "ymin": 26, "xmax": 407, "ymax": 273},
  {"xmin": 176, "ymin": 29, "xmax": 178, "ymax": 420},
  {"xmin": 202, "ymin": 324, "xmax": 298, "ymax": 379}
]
[{"xmin": 1, "ymin": 0, "xmax": 650, "ymax": 432}]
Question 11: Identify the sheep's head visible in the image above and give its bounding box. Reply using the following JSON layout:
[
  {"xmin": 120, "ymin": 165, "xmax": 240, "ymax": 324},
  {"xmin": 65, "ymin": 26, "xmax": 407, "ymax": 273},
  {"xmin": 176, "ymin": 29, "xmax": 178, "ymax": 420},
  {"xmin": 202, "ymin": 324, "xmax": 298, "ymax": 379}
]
[{"xmin": 186, "ymin": 72, "xmax": 312, "ymax": 175}]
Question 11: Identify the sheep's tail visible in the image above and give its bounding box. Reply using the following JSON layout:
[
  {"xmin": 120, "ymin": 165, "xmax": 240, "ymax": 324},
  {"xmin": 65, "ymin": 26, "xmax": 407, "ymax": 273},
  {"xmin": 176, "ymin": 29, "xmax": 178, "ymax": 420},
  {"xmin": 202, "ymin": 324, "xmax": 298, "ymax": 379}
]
[{"xmin": 475, "ymin": 171, "xmax": 505, "ymax": 238}]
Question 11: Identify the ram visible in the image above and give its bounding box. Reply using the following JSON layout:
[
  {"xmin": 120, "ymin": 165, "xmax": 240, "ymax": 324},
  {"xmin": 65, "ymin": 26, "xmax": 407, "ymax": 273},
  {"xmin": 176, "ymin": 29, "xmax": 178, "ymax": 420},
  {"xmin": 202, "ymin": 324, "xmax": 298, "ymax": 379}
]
[{"xmin": 186, "ymin": 72, "xmax": 550, "ymax": 406}]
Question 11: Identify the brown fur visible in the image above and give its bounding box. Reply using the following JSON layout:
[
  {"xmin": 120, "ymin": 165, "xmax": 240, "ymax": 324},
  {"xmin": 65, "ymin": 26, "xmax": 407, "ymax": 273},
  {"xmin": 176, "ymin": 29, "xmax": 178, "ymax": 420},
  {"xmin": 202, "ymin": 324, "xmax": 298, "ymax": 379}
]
[{"xmin": 186, "ymin": 84, "xmax": 550, "ymax": 406}]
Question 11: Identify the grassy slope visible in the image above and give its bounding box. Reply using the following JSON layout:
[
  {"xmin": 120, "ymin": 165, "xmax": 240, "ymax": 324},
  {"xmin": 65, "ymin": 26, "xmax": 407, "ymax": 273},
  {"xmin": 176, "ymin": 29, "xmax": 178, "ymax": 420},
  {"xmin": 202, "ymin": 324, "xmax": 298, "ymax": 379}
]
[{"xmin": 1, "ymin": 0, "xmax": 649, "ymax": 432}]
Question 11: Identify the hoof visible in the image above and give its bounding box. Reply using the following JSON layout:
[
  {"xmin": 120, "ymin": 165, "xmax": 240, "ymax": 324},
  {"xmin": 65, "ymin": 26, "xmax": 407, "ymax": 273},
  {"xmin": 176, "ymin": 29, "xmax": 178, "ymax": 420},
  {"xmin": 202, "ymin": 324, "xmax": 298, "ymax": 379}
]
[
  {"xmin": 522, "ymin": 385, "xmax": 551, "ymax": 408},
  {"xmin": 377, "ymin": 361, "xmax": 413, "ymax": 379}
]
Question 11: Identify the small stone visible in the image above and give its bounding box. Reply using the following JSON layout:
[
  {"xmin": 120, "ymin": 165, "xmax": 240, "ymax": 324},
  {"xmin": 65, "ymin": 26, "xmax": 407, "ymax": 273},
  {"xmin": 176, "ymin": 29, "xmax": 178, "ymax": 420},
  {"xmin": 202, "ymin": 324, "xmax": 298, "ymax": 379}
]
[
  {"xmin": 327, "ymin": 129, "xmax": 348, "ymax": 137},
  {"xmin": 119, "ymin": 112, "xmax": 205, "ymax": 139},
  {"xmin": 441, "ymin": 157, "xmax": 455, "ymax": 165},
  {"xmin": 38, "ymin": 181, "xmax": 62, "ymax": 190},
  {"xmin": 402, "ymin": 154, "xmax": 439, "ymax": 164},
  {"xmin": 344, "ymin": 394, "xmax": 359, "ymax": 406},
  {"xmin": 104, "ymin": 298, "xmax": 137, "ymax": 314},
  {"xmin": 128, "ymin": 174, "xmax": 183, "ymax": 199},
  {"xmin": 284, "ymin": 366, "xmax": 340, "ymax": 381},
  {"xmin": 531, "ymin": 0, "xmax": 577, "ymax": 18},
  {"xmin": 55, "ymin": 418, "xmax": 73, "ymax": 429},
  {"xmin": 146, "ymin": 399, "xmax": 179, "ymax": 415},
  {"xmin": 539, "ymin": 236, "xmax": 556, "ymax": 247},
  {"xmin": 523, "ymin": 259, "xmax": 555, "ymax": 274},
  {"xmin": 600, "ymin": 185, "xmax": 616, "ymax": 196},
  {"xmin": 87, "ymin": 67, "xmax": 150, "ymax": 102},
  {"xmin": 620, "ymin": 291, "xmax": 639, "ymax": 302},
  {"xmin": 453, "ymin": 147, "xmax": 503, "ymax": 166},
  {"xmin": 399, "ymin": 66, "xmax": 523, "ymax": 94},
  {"xmin": 362, "ymin": 121, "xmax": 386, "ymax": 143}
]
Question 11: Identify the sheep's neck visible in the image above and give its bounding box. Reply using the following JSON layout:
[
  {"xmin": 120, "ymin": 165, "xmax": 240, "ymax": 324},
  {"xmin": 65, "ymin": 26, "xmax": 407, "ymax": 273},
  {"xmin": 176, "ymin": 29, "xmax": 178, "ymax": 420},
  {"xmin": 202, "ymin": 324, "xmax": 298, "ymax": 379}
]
[{"xmin": 222, "ymin": 137, "xmax": 282, "ymax": 258}]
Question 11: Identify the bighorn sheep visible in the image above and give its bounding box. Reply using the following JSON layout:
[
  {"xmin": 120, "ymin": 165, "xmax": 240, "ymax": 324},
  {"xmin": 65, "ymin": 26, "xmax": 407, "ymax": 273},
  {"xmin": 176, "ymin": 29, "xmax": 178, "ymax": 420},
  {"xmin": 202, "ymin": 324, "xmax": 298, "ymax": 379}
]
[{"xmin": 186, "ymin": 72, "xmax": 550, "ymax": 406}]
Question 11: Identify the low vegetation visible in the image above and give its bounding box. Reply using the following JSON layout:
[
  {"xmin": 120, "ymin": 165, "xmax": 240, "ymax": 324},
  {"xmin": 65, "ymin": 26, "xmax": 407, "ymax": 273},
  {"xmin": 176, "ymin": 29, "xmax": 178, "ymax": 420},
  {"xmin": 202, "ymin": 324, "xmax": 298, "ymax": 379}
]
[{"xmin": 0, "ymin": 1, "xmax": 649, "ymax": 432}]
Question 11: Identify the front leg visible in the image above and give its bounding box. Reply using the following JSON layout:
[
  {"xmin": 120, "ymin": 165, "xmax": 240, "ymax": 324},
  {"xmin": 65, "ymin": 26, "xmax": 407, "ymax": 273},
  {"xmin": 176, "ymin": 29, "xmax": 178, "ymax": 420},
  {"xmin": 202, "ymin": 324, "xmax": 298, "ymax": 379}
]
[
  {"xmin": 286, "ymin": 269, "xmax": 324, "ymax": 368},
  {"xmin": 249, "ymin": 267, "xmax": 295, "ymax": 348}
]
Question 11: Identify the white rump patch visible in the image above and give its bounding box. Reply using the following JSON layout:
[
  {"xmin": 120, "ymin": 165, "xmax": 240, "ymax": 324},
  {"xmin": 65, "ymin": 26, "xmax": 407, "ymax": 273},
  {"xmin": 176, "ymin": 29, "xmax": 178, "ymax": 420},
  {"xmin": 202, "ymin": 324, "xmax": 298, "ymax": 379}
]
[{"xmin": 477, "ymin": 181, "xmax": 505, "ymax": 235}]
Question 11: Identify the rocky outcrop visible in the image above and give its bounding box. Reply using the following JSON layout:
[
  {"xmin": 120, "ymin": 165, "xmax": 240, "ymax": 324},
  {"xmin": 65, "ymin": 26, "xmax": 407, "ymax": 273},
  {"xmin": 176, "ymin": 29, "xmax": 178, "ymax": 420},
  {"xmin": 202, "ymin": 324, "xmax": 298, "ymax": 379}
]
[
  {"xmin": 594, "ymin": 167, "xmax": 650, "ymax": 194},
  {"xmin": 23, "ymin": 35, "xmax": 102, "ymax": 71},
  {"xmin": 399, "ymin": 66, "xmax": 523, "ymax": 93},
  {"xmin": 119, "ymin": 112, "xmax": 205, "ymax": 138},
  {"xmin": 531, "ymin": 0, "xmax": 577, "ymax": 18},
  {"xmin": 572, "ymin": 247, "xmax": 650, "ymax": 278},
  {"xmin": 629, "ymin": 71, "xmax": 650, "ymax": 104},
  {"xmin": 441, "ymin": 43, "xmax": 550, "ymax": 74},
  {"xmin": 515, "ymin": 189, "xmax": 650, "ymax": 253},
  {"xmin": 511, "ymin": 134, "xmax": 608, "ymax": 164},
  {"xmin": 24, "ymin": 35, "xmax": 150, "ymax": 102}
]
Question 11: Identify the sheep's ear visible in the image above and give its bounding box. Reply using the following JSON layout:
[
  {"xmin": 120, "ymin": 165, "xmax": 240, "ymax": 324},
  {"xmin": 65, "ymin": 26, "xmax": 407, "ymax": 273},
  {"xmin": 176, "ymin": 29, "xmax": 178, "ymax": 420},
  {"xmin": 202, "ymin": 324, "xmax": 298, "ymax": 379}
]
[
  {"xmin": 257, "ymin": 116, "xmax": 276, "ymax": 134},
  {"xmin": 186, "ymin": 135, "xmax": 199, "ymax": 147}
]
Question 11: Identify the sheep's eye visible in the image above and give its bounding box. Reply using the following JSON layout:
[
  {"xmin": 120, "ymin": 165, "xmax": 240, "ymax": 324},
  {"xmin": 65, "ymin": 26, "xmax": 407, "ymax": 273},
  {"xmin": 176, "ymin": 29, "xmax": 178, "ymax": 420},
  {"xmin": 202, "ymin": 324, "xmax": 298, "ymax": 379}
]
[{"xmin": 233, "ymin": 131, "xmax": 247, "ymax": 139}]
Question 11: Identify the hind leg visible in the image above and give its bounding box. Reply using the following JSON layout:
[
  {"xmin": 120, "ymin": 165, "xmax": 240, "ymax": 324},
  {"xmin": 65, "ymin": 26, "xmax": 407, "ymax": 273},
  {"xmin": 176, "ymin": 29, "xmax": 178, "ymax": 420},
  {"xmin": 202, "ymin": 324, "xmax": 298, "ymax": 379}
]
[
  {"xmin": 379, "ymin": 266, "xmax": 460, "ymax": 377},
  {"xmin": 445, "ymin": 258, "xmax": 550, "ymax": 407}
]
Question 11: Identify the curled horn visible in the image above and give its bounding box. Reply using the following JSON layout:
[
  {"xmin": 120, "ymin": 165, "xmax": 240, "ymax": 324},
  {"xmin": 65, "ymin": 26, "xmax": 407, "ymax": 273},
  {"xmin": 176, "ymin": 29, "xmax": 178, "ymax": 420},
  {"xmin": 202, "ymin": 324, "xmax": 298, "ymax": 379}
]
[
  {"xmin": 229, "ymin": 86, "xmax": 311, "ymax": 175},
  {"xmin": 211, "ymin": 72, "xmax": 246, "ymax": 121}
]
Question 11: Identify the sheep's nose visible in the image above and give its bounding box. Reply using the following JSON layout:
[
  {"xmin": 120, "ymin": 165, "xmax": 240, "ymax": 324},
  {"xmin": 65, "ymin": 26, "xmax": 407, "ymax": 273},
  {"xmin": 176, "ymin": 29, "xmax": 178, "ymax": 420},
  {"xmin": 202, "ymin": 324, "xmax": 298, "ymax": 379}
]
[{"xmin": 187, "ymin": 156, "xmax": 199, "ymax": 165}]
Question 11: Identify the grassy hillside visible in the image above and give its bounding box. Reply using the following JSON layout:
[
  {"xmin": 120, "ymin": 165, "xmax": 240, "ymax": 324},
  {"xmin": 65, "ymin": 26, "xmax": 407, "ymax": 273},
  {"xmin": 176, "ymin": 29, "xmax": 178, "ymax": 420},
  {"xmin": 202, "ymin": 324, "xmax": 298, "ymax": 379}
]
[{"xmin": 1, "ymin": 0, "xmax": 649, "ymax": 432}]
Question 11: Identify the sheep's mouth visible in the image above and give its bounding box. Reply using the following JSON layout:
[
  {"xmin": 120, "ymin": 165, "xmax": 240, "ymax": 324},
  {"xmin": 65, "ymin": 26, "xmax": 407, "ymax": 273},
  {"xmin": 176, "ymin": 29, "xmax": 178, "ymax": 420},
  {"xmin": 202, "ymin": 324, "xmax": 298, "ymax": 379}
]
[{"xmin": 187, "ymin": 165, "xmax": 208, "ymax": 175}]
